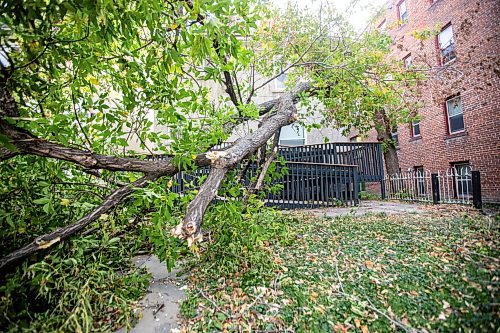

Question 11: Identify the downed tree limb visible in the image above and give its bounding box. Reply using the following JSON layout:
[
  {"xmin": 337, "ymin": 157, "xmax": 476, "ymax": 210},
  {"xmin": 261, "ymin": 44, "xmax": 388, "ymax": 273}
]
[
  {"xmin": 0, "ymin": 119, "xmax": 179, "ymax": 173},
  {"xmin": 0, "ymin": 81, "xmax": 315, "ymax": 268},
  {"xmin": 172, "ymin": 90, "xmax": 299, "ymax": 244},
  {"xmin": 0, "ymin": 173, "xmax": 160, "ymax": 271},
  {"xmin": 0, "ymin": 147, "xmax": 19, "ymax": 162},
  {"xmin": 243, "ymin": 129, "xmax": 281, "ymax": 204},
  {"xmin": 0, "ymin": 82, "xmax": 312, "ymax": 170}
]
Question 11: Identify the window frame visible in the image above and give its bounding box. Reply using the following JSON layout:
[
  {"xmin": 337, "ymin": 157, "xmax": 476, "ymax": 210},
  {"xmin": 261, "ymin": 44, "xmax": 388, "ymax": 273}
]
[
  {"xmin": 445, "ymin": 95, "xmax": 464, "ymax": 134},
  {"xmin": 410, "ymin": 119, "xmax": 421, "ymax": 138},
  {"xmin": 437, "ymin": 23, "xmax": 456, "ymax": 65},
  {"xmin": 397, "ymin": 0, "xmax": 409, "ymax": 24},
  {"xmin": 377, "ymin": 19, "xmax": 387, "ymax": 32},
  {"xmin": 403, "ymin": 53, "xmax": 412, "ymax": 69}
]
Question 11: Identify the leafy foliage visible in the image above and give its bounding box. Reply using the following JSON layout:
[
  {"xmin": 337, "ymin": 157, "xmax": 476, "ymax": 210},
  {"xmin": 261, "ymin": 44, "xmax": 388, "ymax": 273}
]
[{"xmin": 0, "ymin": 201, "xmax": 150, "ymax": 332}]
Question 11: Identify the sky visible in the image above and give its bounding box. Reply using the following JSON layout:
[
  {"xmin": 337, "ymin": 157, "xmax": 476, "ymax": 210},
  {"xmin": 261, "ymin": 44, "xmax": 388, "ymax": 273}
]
[{"xmin": 271, "ymin": 0, "xmax": 387, "ymax": 32}]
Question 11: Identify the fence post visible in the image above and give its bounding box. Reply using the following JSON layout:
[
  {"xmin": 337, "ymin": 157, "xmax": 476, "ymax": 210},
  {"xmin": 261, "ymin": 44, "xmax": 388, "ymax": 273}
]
[
  {"xmin": 431, "ymin": 173, "xmax": 440, "ymax": 204},
  {"xmin": 353, "ymin": 168, "xmax": 360, "ymax": 206},
  {"xmin": 377, "ymin": 144, "xmax": 386, "ymax": 199},
  {"xmin": 472, "ymin": 171, "xmax": 482, "ymax": 209}
]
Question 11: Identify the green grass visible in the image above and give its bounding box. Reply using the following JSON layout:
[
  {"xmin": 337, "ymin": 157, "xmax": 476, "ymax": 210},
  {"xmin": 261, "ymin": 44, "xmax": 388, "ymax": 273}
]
[{"xmin": 180, "ymin": 209, "xmax": 499, "ymax": 332}]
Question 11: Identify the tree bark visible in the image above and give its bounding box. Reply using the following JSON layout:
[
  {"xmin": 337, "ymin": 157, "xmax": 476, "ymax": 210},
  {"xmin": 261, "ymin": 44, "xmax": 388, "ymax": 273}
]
[
  {"xmin": 374, "ymin": 109, "xmax": 400, "ymax": 176},
  {"xmin": 244, "ymin": 129, "xmax": 281, "ymax": 204},
  {"xmin": 172, "ymin": 92, "xmax": 298, "ymax": 244}
]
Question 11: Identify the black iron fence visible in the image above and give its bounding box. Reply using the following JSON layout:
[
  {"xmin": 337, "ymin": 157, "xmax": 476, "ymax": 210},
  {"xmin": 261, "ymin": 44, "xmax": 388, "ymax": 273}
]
[
  {"xmin": 212, "ymin": 142, "xmax": 384, "ymax": 184},
  {"xmin": 278, "ymin": 143, "xmax": 384, "ymax": 183},
  {"xmin": 169, "ymin": 162, "xmax": 360, "ymax": 208},
  {"xmin": 146, "ymin": 142, "xmax": 385, "ymax": 208},
  {"xmin": 263, "ymin": 162, "xmax": 359, "ymax": 208},
  {"xmin": 384, "ymin": 167, "xmax": 482, "ymax": 208}
]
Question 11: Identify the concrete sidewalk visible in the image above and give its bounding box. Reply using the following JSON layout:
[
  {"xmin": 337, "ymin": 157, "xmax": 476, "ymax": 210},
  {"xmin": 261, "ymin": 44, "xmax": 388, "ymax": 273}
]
[
  {"xmin": 117, "ymin": 255, "xmax": 186, "ymax": 333},
  {"xmin": 303, "ymin": 200, "xmax": 425, "ymax": 217}
]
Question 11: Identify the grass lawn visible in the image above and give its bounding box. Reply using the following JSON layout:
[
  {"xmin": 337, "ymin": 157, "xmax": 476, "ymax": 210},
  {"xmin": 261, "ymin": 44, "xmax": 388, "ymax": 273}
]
[{"xmin": 179, "ymin": 206, "xmax": 499, "ymax": 332}]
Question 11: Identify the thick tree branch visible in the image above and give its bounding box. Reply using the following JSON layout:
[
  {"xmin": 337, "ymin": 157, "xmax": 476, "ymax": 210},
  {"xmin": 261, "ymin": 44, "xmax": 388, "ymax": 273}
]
[
  {"xmin": 258, "ymin": 81, "xmax": 314, "ymax": 115},
  {"xmin": 0, "ymin": 147, "xmax": 19, "ymax": 161},
  {"xmin": 172, "ymin": 90, "xmax": 299, "ymax": 244},
  {"xmin": 0, "ymin": 119, "xmax": 179, "ymax": 174},
  {"xmin": 0, "ymin": 173, "xmax": 160, "ymax": 271}
]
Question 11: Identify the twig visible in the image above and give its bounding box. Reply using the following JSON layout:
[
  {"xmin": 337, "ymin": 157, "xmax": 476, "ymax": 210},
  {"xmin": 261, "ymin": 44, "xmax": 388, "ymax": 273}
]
[{"xmin": 198, "ymin": 289, "xmax": 230, "ymax": 318}]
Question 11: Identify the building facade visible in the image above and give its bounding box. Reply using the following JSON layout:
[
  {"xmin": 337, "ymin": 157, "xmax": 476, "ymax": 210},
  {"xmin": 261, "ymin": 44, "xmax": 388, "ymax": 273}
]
[{"xmin": 355, "ymin": 0, "xmax": 500, "ymax": 202}]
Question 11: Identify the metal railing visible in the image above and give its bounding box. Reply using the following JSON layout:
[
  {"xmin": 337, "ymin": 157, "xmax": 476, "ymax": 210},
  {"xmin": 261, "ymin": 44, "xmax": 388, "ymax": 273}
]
[
  {"xmin": 278, "ymin": 142, "xmax": 384, "ymax": 183},
  {"xmin": 169, "ymin": 162, "xmax": 360, "ymax": 208},
  {"xmin": 143, "ymin": 142, "xmax": 383, "ymax": 208},
  {"xmin": 263, "ymin": 162, "xmax": 359, "ymax": 208},
  {"xmin": 384, "ymin": 166, "xmax": 482, "ymax": 208}
]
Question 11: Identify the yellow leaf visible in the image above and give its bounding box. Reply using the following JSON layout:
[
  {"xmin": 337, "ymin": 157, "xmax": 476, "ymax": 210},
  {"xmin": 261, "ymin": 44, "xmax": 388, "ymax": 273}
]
[
  {"xmin": 170, "ymin": 22, "xmax": 178, "ymax": 30},
  {"xmin": 88, "ymin": 76, "xmax": 99, "ymax": 85},
  {"xmin": 314, "ymin": 304, "xmax": 325, "ymax": 314},
  {"xmin": 361, "ymin": 325, "xmax": 369, "ymax": 333},
  {"xmin": 60, "ymin": 198, "xmax": 70, "ymax": 206}
]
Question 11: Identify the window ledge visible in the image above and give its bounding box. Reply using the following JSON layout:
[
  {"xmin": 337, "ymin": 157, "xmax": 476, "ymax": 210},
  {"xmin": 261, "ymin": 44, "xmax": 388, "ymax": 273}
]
[
  {"xmin": 409, "ymin": 136, "xmax": 422, "ymax": 142},
  {"xmin": 441, "ymin": 57, "xmax": 457, "ymax": 67},
  {"xmin": 444, "ymin": 131, "xmax": 467, "ymax": 140}
]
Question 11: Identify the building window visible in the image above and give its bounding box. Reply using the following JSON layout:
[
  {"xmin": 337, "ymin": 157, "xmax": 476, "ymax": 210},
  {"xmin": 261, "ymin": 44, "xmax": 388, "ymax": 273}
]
[
  {"xmin": 452, "ymin": 162, "xmax": 472, "ymax": 198},
  {"xmin": 279, "ymin": 123, "xmax": 305, "ymax": 146},
  {"xmin": 446, "ymin": 95, "xmax": 464, "ymax": 134},
  {"xmin": 398, "ymin": 1, "xmax": 408, "ymax": 23},
  {"xmin": 438, "ymin": 24, "xmax": 456, "ymax": 65},
  {"xmin": 414, "ymin": 166, "xmax": 426, "ymax": 196},
  {"xmin": 411, "ymin": 120, "xmax": 421, "ymax": 138},
  {"xmin": 403, "ymin": 54, "xmax": 412, "ymax": 69}
]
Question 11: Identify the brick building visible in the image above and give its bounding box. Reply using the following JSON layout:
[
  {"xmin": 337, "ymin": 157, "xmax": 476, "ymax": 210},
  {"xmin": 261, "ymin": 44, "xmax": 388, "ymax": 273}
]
[{"xmin": 354, "ymin": 0, "xmax": 500, "ymax": 202}]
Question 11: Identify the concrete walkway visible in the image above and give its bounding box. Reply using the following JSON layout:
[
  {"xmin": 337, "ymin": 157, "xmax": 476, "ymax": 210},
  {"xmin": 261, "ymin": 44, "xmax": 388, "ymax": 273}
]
[
  {"xmin": 117, "ymin": 255, "xmax": 186, "ymax": 333},
  {"xmin": 304, "ymin": 200, "xmax": 425, "ymax": 217}
]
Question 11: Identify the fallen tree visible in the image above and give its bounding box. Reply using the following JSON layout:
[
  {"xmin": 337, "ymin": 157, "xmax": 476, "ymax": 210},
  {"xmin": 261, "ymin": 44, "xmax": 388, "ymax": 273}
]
[{"xmin": 0, "ymin": 0, "xmax": 424, "ymax": 272}]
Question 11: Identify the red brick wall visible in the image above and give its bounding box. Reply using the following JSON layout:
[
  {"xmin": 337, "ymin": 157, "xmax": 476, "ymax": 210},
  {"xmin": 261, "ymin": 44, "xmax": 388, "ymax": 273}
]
[{"xmin": 359, "ymin": 0, "xmax": 500, "ymax": 202}]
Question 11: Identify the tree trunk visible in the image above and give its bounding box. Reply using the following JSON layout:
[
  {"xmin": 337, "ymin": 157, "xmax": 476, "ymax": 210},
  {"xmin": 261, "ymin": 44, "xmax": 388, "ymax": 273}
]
[
  {"xmin": 374, "ymin": 109, "xmax": 400, "ymax": 176},
  {"xmin": 172, "ymin": 92, "xmax": 298, "ymax": 244}
]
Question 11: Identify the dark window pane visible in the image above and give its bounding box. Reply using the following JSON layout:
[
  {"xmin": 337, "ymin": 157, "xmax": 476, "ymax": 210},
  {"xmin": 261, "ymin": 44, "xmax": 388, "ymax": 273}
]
[
  {"xmin": 413, "ymin": 123, "xmax": 420, "ymax": 136},
  {"xmin": 449, "ymin": 115, "xmax": 464, "ymax": 133}
]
